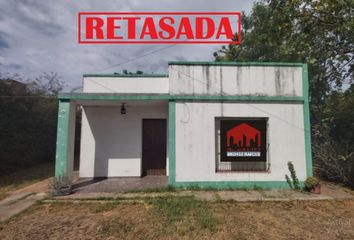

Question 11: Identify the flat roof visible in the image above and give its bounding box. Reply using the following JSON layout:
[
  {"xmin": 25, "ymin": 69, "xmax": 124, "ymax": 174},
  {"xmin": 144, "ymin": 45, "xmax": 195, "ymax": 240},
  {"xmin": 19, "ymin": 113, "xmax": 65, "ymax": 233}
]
[
  {"xmin": 83, "ymin": 62, "xmax": 305, "ymax": 77},
  {"xmin": 168, "ymin": 61, "xmax": 304, "ymax": 67},
  {"xmin": 83, "ymin": 73, "xmax": 168, "ymax": 78}
]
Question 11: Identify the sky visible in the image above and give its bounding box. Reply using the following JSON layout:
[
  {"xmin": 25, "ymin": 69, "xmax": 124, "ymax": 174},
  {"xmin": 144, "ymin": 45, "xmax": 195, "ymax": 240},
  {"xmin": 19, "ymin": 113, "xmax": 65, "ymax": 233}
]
[{"xmin": 0, "ymin": 0, "xmax": 253, "ymax": 91}]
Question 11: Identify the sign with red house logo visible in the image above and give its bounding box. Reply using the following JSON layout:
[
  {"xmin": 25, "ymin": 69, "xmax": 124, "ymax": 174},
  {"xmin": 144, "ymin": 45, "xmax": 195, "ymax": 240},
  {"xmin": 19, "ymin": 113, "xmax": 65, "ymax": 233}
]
[{"xmin": 220, "ymin": 119, "xmax": 267, "ymax": 162}]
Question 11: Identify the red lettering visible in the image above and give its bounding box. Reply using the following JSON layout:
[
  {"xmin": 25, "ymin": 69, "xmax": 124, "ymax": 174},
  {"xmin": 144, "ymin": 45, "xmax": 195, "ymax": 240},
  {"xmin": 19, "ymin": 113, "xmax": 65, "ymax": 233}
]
[
  {"xmin": 86, "ymin": 17, "xmax": 104, "ymax": 39},
  {"xmin": 159, "ymin": 17, "xmax": 175, "ymax": 39},
  {"xmin": 80, "ymin": 13, "xmax": 240, "ymax": 44},
  {"xmin": 216, "ymin": 17, "xmax": 234, "ymax": 39},
  {"xmin": 107, "ymin": 17, "xmax": 123, "ymax": 39},
  {"xmin": 140, "ymin": 17, "xmax": 158, "ymax": 39},
  {"xmin": 195, "ymin": 17, "xmax": 214, "ymax": 39},
  {"xmin": 176, "ymin": 17, "xmax": 194, "ymax": 39},
  {"xmin": 124, "ymin": 17, "xmax": 140, "ymax": 39}
]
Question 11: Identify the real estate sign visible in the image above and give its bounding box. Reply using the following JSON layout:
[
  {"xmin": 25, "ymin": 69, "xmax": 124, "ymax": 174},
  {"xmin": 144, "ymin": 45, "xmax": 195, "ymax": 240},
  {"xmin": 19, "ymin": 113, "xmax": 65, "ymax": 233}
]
[{"xmin": 220, "ymin": 119, "xmax": 267, "ymax": 162}]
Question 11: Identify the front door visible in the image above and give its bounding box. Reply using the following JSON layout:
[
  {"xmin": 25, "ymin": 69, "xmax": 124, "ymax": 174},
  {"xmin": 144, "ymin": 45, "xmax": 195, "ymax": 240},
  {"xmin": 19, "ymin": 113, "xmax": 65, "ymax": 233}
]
[{"xmin": 142, "ymin": 119, "xmax": 167, "ymax": 175}]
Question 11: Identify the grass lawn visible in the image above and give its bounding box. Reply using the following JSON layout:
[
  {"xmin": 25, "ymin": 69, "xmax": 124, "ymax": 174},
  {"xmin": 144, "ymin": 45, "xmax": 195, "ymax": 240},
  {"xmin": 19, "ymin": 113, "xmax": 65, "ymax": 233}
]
[
  {"xmin": 0, "ymin": 162, "xmax": 53, "ymax": 201},
  {"xmin": 0, "ymin": 197, "xmax": 354, "ymax": 239}
]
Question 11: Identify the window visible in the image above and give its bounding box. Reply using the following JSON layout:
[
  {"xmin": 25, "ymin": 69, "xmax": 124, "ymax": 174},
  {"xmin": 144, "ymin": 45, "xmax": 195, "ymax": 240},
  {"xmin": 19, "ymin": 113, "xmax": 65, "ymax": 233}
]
[{"xmin": 215, "ymin": 117, "xmax": 269, "ymax": 172}]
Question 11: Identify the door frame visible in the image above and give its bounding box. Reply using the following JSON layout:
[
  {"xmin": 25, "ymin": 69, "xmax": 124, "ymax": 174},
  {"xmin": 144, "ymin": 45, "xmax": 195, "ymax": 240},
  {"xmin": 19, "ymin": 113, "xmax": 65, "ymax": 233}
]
[{"xmin": 141, "ymin": 118, "xmax": 167, "ymax": 176}]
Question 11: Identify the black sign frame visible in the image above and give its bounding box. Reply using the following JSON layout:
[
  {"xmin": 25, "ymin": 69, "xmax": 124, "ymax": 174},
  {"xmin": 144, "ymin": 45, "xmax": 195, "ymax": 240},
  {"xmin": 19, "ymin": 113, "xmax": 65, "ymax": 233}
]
[{"xmin": 220, "ymin": 118, "xmax": 267, "ymax": 162}]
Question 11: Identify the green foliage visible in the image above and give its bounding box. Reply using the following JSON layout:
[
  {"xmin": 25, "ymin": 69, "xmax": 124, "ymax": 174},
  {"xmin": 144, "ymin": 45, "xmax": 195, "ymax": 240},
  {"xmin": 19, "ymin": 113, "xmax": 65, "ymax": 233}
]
[
  {"xmin": 285, "ymin": 174, "xmax": 293, "ymax": 189},
  {"xmin": 304, "ymin": 177, "xmax": 320, "ymax": 190},
  {"xmin": 215, "ymin": 0, "xmax": 354, "ymax": 188},
  {"xmin": 313, "ymin": 123, "xmax": 354, "ymax": 188},
  {"xmin": 214, "ymin": 0, "xmax": 354, "ymax": 101},
  {"xmin": 0, "ymin": 73, "xmax": 64, "ymax": 175},
  {"xmin": 285, "ymin": 161, "xmax": 300, "ymax": 190}
]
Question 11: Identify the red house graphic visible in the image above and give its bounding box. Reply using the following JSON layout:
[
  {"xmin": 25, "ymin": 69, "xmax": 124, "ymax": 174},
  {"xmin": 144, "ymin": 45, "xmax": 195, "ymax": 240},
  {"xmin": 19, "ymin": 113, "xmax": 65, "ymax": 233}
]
[{"xmin": 227, "ymin": 123, "xmax": 261, "ymax": 148}]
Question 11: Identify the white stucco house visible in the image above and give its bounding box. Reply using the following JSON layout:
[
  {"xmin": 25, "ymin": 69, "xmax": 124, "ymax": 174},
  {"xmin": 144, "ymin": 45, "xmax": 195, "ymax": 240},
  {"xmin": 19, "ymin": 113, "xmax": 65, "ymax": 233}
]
[{"xmin": 55, "ymin": 61, "xmax": 312, "ymax": 189}]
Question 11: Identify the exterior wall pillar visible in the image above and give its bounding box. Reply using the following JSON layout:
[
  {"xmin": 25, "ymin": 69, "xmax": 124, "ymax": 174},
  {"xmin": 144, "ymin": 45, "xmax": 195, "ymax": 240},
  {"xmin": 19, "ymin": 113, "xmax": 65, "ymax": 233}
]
[
  {"xmin": 302, "ymin": 64, "xmax": 313, "ymax": 177},
  {"xmin": 55, "ymin": 99, "xmax": 76, "ymax": 178},
  {"xmin": 168, "ymin": 100, "xmax": 176, "ymax": 185}
]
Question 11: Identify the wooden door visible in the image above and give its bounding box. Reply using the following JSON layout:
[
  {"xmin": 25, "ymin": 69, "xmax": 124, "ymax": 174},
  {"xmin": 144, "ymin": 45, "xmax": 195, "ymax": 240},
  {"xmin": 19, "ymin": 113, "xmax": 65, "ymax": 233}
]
[{"xmin": 142, "ymin": 119, "xmax": 167, "ymax": 175}]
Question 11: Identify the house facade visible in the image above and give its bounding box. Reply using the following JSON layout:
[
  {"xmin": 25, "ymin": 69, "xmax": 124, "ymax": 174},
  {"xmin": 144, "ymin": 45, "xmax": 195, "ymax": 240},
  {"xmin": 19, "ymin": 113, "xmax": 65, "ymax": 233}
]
[{"xmin": 55, "ymin": 61, "xmax": 312, "ymax": 189}]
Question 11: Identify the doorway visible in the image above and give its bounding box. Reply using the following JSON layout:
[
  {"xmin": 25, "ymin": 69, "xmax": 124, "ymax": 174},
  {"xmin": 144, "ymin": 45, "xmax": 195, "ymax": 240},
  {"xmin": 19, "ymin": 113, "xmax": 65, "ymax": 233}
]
[{"xmin": 142, "ymin": 119, "xmax": 167, "ymax": 175}]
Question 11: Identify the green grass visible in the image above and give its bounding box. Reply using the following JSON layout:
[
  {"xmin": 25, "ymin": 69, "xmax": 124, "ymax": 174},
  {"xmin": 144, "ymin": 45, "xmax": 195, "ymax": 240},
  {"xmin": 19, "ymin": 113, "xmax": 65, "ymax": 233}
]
[
  {"xmin": 90, "ymin": 202, "xmax": 120, "ymax": 213},
  {"xmin": 0, "ymin": 162, "xmax": 53, "ymax": 201},
  {"xmin": 150, "ymin": 196, "xmax": 220, "ymax": 233}
]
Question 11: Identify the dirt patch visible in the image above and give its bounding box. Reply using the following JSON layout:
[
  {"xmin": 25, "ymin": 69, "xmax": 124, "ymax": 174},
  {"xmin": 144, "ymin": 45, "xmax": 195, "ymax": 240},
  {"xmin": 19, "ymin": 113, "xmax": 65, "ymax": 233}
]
[
  {"xmin": 0, "ymin": 163, "xmax": 53, "ymax": 201},
  {"xmin": 320, "ymin": 181, "xmax": 354, "ymax": 198},
  {"xmin": 1, "ymin": 198, "xmax": 354, "ymax": 240}
]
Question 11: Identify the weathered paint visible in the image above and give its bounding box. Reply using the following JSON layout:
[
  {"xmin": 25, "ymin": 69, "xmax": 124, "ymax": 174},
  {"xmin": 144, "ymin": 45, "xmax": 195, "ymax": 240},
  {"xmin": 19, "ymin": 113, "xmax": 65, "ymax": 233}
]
[
  {"xmin": 55, "ymin": 100, "xmax": 76, "ymax": 177},
  {"xmin": 174, "ymin": 102, "xmax": 307, "ymax": 182},
  {"xmin": 59, "ymin": 93, "xmax": 303, "ymax": 102},
  {"xmin": 55, "ymin": 61, "xmax": 312, "ymax": 189},
  {"xmin": 169, "ymin": 65, "xmax": 302, "ymax": 97},
  {"xmin": 168, "ymin": 61, "xmax": 304, "ymax": 67},
  {"xmin": 302, "ymin": 64, "xmax": 313, "ymax": 177},
  {"xmin": 79, "ymin": 103, "xmax": 169, "ymax": 177},
  {"xmin": 83, "ymin": 76, "xmax": 169, "ymax": 94},
  {"xmin": 168, "ymin": 101, "xmax": 176, "ymax": 185}
]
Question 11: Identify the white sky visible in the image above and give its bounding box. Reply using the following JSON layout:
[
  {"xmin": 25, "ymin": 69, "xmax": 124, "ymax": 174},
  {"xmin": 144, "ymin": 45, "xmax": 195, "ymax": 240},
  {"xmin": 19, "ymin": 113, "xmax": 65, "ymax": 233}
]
[{"xmin": 0, "ymin": 0, "xmax": 253, "ymax": 90}]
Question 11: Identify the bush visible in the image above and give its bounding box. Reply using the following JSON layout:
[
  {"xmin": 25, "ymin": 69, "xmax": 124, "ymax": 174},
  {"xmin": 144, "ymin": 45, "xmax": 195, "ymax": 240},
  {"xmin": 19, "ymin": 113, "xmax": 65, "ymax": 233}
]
[
  {"xmin": 304, "ymin": 177, "xmax": 320, "ymax": 191},
  {"xmin": 0, "ymin": 73, "xmax": 63, "ymax": 175},
  {"xmin": 313, "ymin": 124, "xmax": 354, "ymax": 189}
]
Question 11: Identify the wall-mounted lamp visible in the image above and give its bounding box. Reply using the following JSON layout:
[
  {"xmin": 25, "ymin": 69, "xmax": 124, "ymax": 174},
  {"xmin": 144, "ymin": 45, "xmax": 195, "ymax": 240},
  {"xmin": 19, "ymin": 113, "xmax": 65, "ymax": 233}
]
[{"xmin": 120, "ymin": 103, "xmax": 126, "ymax": 115}]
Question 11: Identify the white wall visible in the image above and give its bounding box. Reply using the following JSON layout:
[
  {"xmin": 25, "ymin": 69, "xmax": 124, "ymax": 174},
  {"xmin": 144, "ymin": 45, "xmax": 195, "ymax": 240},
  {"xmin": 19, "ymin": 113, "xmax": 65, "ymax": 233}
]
[
  {"xmin": 79, "ymin": 104, "xmax": 168, "ymax": 177},
  {"xmin": 175, "ymin": 102, "xmax": 307, "ymax": 182},
  {"xmin": 83, "ymin": 77, "xmax": 169, "ymax": 93},
  {"xmin": 169, "ymin": 65, "xmax": 302, "ymax": 96}
]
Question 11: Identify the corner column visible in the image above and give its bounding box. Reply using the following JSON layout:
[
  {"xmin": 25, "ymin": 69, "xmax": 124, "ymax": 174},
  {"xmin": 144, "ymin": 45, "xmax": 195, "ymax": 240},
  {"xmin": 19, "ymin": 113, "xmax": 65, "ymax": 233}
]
[
  {"xmin": 168, "ymin": 100, "xmax": 176, "ymax": 185},
  {"xmin": 302, "ymin": 64, "xmax": 313, "ymax": 177},
  {"xmin": 55, "ymin": 99, "xmax": 76, "ymax": 178}
]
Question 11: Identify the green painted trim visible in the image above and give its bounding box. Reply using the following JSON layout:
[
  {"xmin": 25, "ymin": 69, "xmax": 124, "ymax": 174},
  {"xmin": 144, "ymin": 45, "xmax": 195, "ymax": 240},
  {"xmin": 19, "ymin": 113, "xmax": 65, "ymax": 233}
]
[
  {"xmin": 168, "ymin": 101, "xmax": 176, "ymax": 185},
  {"xmin": 171, "ymin": 95, "xmax": 304, "ymax": 102},
  {"xmin": 55, "ymin": 99, "xmax": 71, "ymax": 177},
  {"xmin": 168, "ymin": 61, "xmax": 304, "ymax": 67},
  {"xmin": 302, "ymin": 64, "xmax": 313, "ymax": 177},
  {"xmin": 59, "ymin": 93, "xmax": 304, "ymax": 102},
  {"xmin": 170, "ymin": 181, "xmax": 304, "ymax": 190},
  {"xmin": 59, "ymin": 93, "xmax": 170, "ymax": 101},
  {"xmin": 83, "ymin": 73, "xmax": 168, "ymax": 78}
]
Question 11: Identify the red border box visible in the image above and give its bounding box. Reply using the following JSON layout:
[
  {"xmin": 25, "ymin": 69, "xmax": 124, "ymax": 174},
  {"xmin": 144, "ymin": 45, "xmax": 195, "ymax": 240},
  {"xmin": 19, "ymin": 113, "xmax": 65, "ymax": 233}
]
[{"xmin": 78, "ymin": 12, "xmax": 241, "ymax": 44}]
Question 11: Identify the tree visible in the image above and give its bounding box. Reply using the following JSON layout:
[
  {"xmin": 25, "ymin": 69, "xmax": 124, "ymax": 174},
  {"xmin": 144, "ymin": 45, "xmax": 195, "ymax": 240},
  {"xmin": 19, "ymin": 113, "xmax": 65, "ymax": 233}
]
[
  {"xmin": 214, "ymin": 0, "xmax": 354, "ymax": 119},
  {"xmin": 214, "ymin": 0, "xmax": 354, "ymax": 187},
  {"xmin": 0, "ymin": 73, "xmax": 64, "ymax": 175}
]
